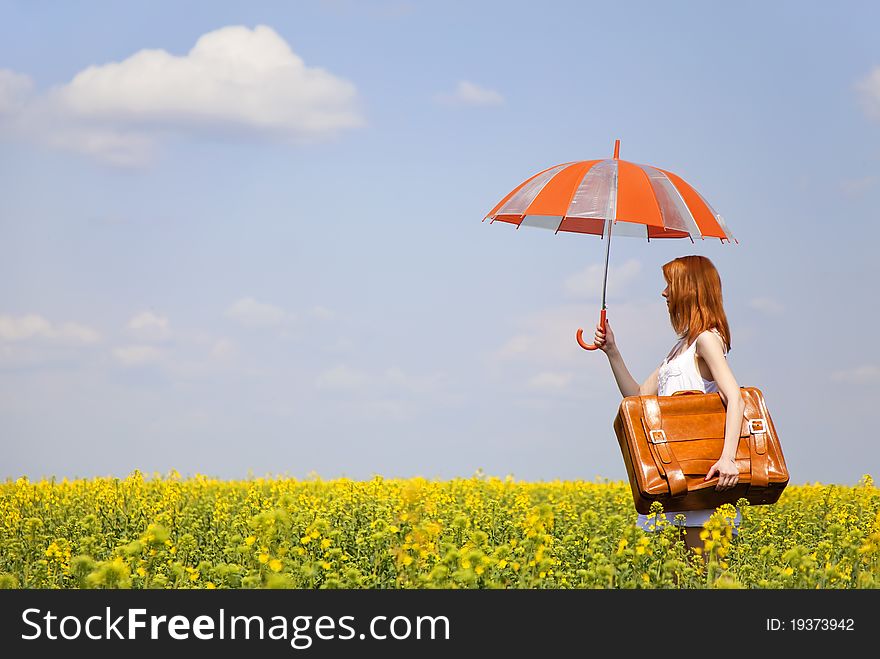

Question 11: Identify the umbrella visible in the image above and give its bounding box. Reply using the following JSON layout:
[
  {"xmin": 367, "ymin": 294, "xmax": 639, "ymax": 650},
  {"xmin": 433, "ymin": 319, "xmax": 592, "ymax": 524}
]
[{"xmin": 483, "ymin": 139, "xmax": 736, "ymax": 351}]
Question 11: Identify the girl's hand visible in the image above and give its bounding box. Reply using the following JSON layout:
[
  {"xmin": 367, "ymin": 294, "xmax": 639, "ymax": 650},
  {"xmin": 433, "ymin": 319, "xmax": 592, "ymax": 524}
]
[
  {"xmin": 706, "ymin": 457, "xmax": 739, "ymax": 491},
  {"xmin": 593, "ymin": 319, "xmax": 616, "ymax": 354}
]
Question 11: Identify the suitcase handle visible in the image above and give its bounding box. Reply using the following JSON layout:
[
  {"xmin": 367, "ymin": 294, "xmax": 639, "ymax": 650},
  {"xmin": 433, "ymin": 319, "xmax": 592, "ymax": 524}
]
[
  {"xmin": 576, "ymin": 308, "xmax": 606, "ymax": 351},
  {"xmin": 671, "ymin": 390, "xmax": 704, "ymax": 396}
]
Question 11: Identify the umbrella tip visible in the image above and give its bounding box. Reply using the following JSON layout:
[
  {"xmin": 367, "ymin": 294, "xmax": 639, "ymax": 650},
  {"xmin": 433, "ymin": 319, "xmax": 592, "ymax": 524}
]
[{"xmin": 613, "ymin": 139, "xmax": 620, "ymax": 159}]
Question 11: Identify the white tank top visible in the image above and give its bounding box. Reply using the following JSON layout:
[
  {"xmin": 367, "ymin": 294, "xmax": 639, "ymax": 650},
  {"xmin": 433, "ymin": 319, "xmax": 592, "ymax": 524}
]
[{"xmin": 657, "ymin": 328, "xmax": 726, "ymax": 396}]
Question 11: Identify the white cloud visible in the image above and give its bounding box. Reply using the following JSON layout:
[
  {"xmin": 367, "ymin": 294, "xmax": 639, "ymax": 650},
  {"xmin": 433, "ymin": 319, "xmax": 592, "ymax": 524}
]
[
  {"xmin": 210, "ymin": 338, "xmax": 235, "ymax": 360},
  {"xmin": 496, "ymin": 334, "xmax": 531, "ymax": 359},
  {"xmin": 0, "ymin": 313, "xmax": 101, "ymax": 344},
  {"xmin": 564, "ymin": 258, "xmax": 642, "ymax": 299},
  {"xmin": 112, "ymin": 345, "xmax": 164, "ymax": 366},
  {"xmin": 492, "ymin": 305, "xmax": 594, "ymax": 365},
  {"xmin": 748, "ymin": 297, "xmax": 785, "ymax": 316},
  {"xmin": 43, "ymin": 127, "xmax": 155, "ymax": 168},
  {"xmin": 856, "ymin": 65, "xmax": 880, "ymax": 121},
  {"xmin": 310, "ymin": 306, "xmax": 336, "ymax": 320},
  {"xmin": 491, "ymin": 299, "xmax": 673, "ymax": 369},
  {"xmin": 315, "ymin": 364, "xmax": 447, "ymax": 421},
  {"xmin": 0, "ymin": 25, "xmax": 364, "ymax": 166},
  {"xmin": 127, "ymin": 311, "xmax": 171, "ymax": 341},
  {"xmin": 382, "ymin": 366, "xmax": 444, "ymax": 394},
  {"xmin": 435, "ymin": 81, "xmax": 504, "ymax": 107},
  {"xmin": 529, "ymin": 371, "xmax": 574, "ymax": 390},
  {"xmin": 225, "ymin": 297, "xmax": 294, "ymax": 329},
  {"xmin": 110, "ymin": 328, "xmax": 237, "ymax": 374},
  {"xmin": 830, "ymin": 364, "xmax": 880, "ymax": 385},
  {"xmin": 316, "ymin": 364, "xmax": 370, "ymax": 390}
]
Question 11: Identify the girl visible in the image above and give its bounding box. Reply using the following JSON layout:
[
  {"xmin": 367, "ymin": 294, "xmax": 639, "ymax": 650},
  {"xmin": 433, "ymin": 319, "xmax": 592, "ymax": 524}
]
[{"xmin": 592, "ymin": 255, "xmax": 745, "ymax": 556}]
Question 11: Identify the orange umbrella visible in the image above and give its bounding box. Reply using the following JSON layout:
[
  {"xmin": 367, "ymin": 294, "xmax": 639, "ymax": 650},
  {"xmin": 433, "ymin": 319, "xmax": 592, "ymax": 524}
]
[{"xmin": 483, "ymin": 139, "xmax": 737, "ymax": 351}]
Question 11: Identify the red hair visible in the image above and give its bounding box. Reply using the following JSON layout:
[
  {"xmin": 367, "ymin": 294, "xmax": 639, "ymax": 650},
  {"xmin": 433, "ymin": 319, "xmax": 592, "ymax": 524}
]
[{"xmin": 662, "ymin": 255, "xmax": 732, "ymax": 353}]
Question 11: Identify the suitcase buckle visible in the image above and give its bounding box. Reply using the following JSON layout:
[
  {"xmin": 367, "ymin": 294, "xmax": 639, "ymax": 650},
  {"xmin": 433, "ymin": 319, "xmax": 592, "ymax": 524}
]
[
  {"xmin": 748, "ymin": 418, "xmax": 766, "ymax": 434},
  {"xmin": 649, "ymin": 429, "xmax": 667, "ymax": 444}
]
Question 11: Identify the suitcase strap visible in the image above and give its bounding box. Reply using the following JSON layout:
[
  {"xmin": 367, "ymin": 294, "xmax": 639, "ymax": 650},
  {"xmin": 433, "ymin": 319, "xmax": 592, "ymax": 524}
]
[
  {"xmin": 746, "ymin": 414, "xmax": 770, "ymax": 491},
  {"xmin": 640, "ymin": 395, "xmax": 688, "ymax": 497}
]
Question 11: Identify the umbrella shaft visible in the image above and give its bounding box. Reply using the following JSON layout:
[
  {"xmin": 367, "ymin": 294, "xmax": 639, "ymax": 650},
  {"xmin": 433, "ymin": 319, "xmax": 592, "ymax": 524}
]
[{"xmin": 601, "ymin": 220, "xmax": 612, "ymax": 308}]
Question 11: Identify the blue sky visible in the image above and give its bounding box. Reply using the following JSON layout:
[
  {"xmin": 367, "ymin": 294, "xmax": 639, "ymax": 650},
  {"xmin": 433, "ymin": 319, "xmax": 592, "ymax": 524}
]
[{"xmin": 1, "ymin": 1, "xmax": 878, "ymax": 485}]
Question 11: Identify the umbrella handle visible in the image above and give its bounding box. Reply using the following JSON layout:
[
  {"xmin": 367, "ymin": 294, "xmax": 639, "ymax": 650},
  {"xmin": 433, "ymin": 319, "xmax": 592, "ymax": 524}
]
[{"xmin": 576, "ymin": 308, "xmax": 606, "ymax": 351}]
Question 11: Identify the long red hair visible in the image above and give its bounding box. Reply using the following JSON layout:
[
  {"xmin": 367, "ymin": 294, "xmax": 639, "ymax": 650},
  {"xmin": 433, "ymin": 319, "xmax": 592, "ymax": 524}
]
[{"xmin": 662, "ymin": 255, "xmax": 732, "ymax": 353}]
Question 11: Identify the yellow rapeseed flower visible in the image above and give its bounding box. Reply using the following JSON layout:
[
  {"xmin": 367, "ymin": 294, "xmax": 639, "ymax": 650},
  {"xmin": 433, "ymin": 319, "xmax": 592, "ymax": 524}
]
[{"xmin": 0, "ymin": 473, "xmax": 876, "ymax": 590}]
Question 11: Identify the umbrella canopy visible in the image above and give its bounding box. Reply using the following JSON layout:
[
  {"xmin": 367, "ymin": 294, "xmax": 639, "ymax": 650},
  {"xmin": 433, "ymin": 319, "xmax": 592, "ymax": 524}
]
[
  {"xmin": 483, "ymin": 140, "xmax": 735, "ymax": 350},
  {"xmin": 484, "ymin": 143, "xmax": 736, "ymax": 243}
]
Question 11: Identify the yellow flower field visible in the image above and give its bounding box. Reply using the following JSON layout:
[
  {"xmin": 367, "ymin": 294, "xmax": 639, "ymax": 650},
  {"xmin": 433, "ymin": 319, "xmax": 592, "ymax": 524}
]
[{"xmin": 1, "ymin": 471, "xmax": 877, "ymax": 589}]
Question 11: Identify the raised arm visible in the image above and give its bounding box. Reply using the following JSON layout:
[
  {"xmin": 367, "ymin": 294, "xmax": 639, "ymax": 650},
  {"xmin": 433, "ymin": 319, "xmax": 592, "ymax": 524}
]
[
  {"xmin": 605, "ymin": 348, "xmax": 642, "ymax": 398},
  {"xmin": 592, "ymin": 319, "xmax": 655, "ymax": 398}
]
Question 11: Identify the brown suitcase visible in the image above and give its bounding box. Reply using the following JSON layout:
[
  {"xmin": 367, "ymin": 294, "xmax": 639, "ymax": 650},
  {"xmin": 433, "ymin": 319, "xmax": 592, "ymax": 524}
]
[{"xmin": 613, "ymin": 386, "xmax": 789, "ymax": 514}]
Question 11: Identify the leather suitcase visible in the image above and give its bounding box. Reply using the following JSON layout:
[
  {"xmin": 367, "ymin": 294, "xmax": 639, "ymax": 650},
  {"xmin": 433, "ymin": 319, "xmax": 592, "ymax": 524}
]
[{"xmin": 613, "ymin": 386, "xmax": 789, "ymax": 514}]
